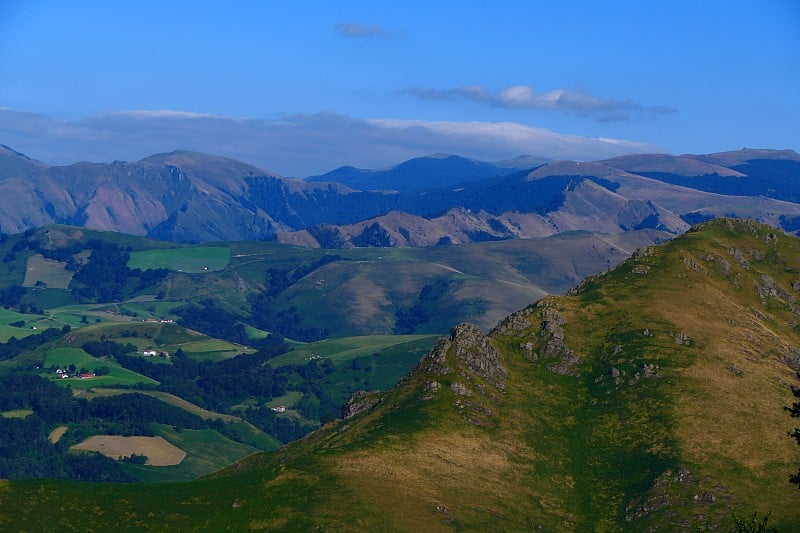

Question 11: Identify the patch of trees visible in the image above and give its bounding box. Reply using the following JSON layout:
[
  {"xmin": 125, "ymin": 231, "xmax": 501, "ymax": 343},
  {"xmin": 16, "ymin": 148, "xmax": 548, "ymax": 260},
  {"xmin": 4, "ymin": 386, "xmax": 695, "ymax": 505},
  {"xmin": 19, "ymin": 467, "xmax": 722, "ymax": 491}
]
[
  {"xmin": 263, "ymin": 255, "xmax": 342, "ymax": 297},
  {"xmin": 247, "ymin": 257, "xmax": 340, "ymax": 342},
  {"xmin": 0, "ymin": 415, "xmax": 134, "ymax": 482},
  {"xmin": 0, "ymin": 285, "xmax": 26, "ymax": 308},
  {"xmin": 113, "ymin": 344, "xmax": 289, "ymax": 413},
  {"xmin": 0, "ymin": 375, "xmax": 225, "ymax": 482},
  {"xmin": 82, "ymin": 339, "xmax": 137, "ymax": 358},
  {"xmin": 242, "ymin": 405, "xmax": 310, "ymax": 443},
  {"xmin": 196, "ymin": 350, "xmax": 289, "ymax": 411},
  {"xmin": 0, "ymin": 374, "xmax": 76, "ymax": 414},
  {"xmin": 175, "ymin": 300, "xmax": 250, "ymax": 345},
  {"xmin": 109, "ymin": 343, "xmax": 342, "ymax": 442},
  {"xmin": 394, "ymin": 302, "xmax": 429, "ymax": 334},
  {"xmin": 0, "ymin": 375, "xmax": 130, "ymax": 482},
  {"xmin": 394, "ymin": 280, "xmax": 453, "ymax": 334},
  {"xmin": 86, "ymin": 393, "xmax": 207, "ymax": 435},
  {"xmin": 71, "ymin": 240, "xmax": 168, "ymax": 302},
  {"xmin": 247, "ymin": 297, "xmax": 329, "ymax": 342}
]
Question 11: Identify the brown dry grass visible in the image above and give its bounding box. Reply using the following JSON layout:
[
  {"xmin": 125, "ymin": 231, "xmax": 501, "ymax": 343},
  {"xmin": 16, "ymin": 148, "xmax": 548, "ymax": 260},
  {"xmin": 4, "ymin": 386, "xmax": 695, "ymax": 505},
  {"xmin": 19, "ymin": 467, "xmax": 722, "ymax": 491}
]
[
  {"xmin": 23, "ymin": 254, "xmax": 74, "ymax": 289},
  {"xmin": 70, "ymin": 435, "xmax": 186, "ymax": 466},
  {"xmin": 329, "ymin": 425, "xmax": 534, "ymax": 530},
  {"xmin": 48, "ymin": 425, "xmax": 68, "ymax": 444}
]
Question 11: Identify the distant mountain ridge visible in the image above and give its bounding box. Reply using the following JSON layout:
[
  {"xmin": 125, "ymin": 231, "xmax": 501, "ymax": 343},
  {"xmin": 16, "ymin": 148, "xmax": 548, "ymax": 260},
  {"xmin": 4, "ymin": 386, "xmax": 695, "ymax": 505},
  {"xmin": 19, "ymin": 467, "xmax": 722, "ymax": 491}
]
[
  {"xmin": 0, "ymin": 145, "xmax": 798, "ymax": 245},
  {"xmin": 306, "ymin": 153, "xmax": 547, "ymax": 192}
]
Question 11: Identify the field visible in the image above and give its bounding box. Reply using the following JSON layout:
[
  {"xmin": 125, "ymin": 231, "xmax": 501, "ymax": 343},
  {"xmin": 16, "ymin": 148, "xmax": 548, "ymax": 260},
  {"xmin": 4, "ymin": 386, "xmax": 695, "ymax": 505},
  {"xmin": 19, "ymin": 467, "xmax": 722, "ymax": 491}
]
[
  {"xmin": 265, "ymin": 391, "xmax": 303, "ymax": 409},
  {"xmin": 180, "ymin": 338, "xmax": 248, "ymax": 361},
  {"xmin": 48, "ymin": 425, "xmax": 68, "ymax": 443},
  {"xmin": 22, "ymin": 254, "xmax": 74, "ymax": 289},
  {"xmin": 269, "ymin": 334, "xmax": 440, "ymax": 367},
  {"xmin": 59, "ymin": 320, "xmax": 248, "ymax": 362},
  {"xmin": 119, "ymin": 424, "xmax": 259, "ymax": 482},
  {"xmin": 70, "ymin": 435, "xmax": 187, "ymax": 466},
  {"xmin": 116, "ymin": 299, "xmax": 183, "ymax": 320},
  {"xmin": 128, "ymin": 246, "xmax": 231, "ymax": 273},
  {"xmin": 43, "ymin": 347, "xmax": 159, "ymax": 388},
  {"xmin": 0, "ymin": 307, "xmax": 40, "ymax": 342},
  {"xmin": 0, "ymin": 408, "xmax": 33, "ymax": 418}
]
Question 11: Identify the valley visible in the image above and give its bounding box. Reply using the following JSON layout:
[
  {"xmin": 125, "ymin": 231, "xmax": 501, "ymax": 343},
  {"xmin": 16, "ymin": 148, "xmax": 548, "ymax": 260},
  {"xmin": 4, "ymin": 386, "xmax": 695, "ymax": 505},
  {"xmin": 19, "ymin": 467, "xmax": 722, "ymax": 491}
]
[
  {"xmin": 0, "ymin": 147, "xmax": 798, "ymax": 529},
  {"xmin": 0, "ymin": 219, "xmax": 797, "ymax": 530}
]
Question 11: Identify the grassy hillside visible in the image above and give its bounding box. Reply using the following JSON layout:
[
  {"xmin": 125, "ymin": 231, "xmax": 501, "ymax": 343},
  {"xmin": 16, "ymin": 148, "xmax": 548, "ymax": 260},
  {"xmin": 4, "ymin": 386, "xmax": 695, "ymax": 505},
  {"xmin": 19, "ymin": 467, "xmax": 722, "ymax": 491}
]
[
  {"xmin": 0, "ymin": 224, "xmax": 670, "ymax": 340},
  {"xmin": 2, "ymin": 219, "xmax": 799, "ymax": 530}
]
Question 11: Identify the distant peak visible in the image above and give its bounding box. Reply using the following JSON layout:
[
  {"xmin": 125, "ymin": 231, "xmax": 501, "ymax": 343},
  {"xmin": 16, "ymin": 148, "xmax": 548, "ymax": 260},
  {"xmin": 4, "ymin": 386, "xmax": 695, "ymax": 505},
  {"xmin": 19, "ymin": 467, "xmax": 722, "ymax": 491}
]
[
  {"xmin": 0, "ymin": 144, "xmax": 24, "ymax": 157},
  {"xmin": 0, "ymin": 144, "xmax": 47, "ymax": 166}
]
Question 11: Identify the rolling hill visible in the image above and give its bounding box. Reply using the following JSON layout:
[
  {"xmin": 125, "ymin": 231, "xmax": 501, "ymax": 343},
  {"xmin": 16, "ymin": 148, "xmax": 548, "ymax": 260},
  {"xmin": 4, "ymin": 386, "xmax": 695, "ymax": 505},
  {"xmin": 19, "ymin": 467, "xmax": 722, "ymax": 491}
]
[
  {"xmin": 0, "ymin": 145, "xmax": 798, "ymax": 245},
  {"xmin": 3, "ymin": 218, "xmax": 798, "ymax": 530},
  {"xmin": 2, "ymin": 224, "xmax": 670, "ymax": 338}
]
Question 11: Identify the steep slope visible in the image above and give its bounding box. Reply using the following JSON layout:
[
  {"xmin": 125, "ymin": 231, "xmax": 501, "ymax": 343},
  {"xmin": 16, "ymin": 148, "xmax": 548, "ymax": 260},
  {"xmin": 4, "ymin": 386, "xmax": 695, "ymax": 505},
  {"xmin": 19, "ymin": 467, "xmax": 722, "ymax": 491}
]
[
  {"xmin": 3, "ymin": 219, "xmax": 799, "ymax": 531},
  {"xmin": 0, "ymin": 144, "xmax": 48, "ymax": 178}
]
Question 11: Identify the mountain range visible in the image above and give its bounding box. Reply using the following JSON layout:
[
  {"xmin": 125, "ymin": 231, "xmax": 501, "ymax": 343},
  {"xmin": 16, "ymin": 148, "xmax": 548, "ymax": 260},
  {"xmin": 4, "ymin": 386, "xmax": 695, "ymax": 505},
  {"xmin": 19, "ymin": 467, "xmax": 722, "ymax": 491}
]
[
  {"xmin": 1, "ymin": 144, "xmax": 799, "ymax": 246},
  {"xmin": 3, "ymin": 218, "xmax": 798, "ymax": 530}
]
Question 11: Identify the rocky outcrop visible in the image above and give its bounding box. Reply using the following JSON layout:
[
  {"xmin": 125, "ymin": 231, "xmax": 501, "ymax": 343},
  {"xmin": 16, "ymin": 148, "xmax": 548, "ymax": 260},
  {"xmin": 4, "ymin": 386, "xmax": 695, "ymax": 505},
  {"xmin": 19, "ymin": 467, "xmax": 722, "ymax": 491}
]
[
  {"xmin": 536, "ymin": 303, "xmax": 581, "ymax": 376},
  {"xmin": 448, "ymin": 324, "xmax": 507, "ymax": 392},
  {"xmin": 341, "ymin": 390, "xmax": 384, "ymax": 419},
  {"xmin": 417, "ymin": 323, "xmax": 507, "ymax": 392}
]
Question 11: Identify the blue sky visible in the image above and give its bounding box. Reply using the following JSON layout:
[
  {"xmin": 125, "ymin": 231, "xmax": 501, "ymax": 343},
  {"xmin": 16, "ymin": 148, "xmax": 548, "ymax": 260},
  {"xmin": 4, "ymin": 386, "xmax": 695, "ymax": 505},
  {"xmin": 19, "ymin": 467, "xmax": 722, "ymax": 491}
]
[{"xmin": 0, "ymin": 0, "xmax": 798, "ymax": 176}]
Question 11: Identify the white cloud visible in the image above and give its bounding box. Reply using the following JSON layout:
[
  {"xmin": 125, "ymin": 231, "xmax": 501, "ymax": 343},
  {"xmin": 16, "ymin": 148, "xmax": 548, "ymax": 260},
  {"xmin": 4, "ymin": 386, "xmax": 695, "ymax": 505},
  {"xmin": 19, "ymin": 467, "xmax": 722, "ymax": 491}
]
[
  {"xmin": 109, "ymin": 109, "xmax": 219, "ymax": 120},
  {"xmin": 403, "ymin": 84, "xmax": 677, "ymax": 122},
  {"xmin": 0, "ymin": 108, "xmax": 661, "ymax": 177}
]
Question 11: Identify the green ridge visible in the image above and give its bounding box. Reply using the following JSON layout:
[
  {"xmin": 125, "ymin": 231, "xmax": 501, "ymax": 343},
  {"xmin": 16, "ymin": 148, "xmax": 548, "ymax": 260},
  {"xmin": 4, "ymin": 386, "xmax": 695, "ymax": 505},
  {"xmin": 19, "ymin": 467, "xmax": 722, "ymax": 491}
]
[{"xmin": 1, "ymin": 219, "xmax": 799, "ymax": 530}]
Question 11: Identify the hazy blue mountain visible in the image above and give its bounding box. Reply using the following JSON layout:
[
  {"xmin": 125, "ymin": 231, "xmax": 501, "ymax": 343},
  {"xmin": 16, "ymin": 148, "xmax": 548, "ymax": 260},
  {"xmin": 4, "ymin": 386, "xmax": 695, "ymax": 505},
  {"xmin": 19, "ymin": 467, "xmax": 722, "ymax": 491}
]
[
  {"xmin": 0, "ymin": 145, "xmax": 799, "ymax": 245},
  {"xmin": 306, "ymin": 153, "xmax": 536, "ymax": 193}
]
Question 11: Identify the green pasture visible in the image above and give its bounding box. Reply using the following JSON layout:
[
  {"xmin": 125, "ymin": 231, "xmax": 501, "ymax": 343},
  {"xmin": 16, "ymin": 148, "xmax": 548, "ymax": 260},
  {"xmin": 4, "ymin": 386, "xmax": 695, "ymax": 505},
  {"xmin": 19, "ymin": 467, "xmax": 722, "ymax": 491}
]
[
  {"xmin": 128, "ymin": 246, "xmax": 231, "ymax": 273},
  {"xmin": 179, "ymin": 338, "xmax": 248, "ymax": 362},
  {"xmin": 265, "ymin": 391, "xmax": 303, "ymax": 409},
  {"xmin": 42, "ymin": 347, "xmax": 158, "ymax": 388},
  {"xmin": 0, "ymin": 308, "xmax": 42, "ymax": 341},
  {"xmin": 121, "ymin": 424, "xmax": 258, "ymax": 482},
  {"xmin": 245, "ymin": 325, "xmax": 271, "ymax": 340},
  {"xmin": 24, "ymin": 287, "xmax": 78, "ymax": 309},
  {"xmin": 310, "ymin": 336, "xmax": 439, "ymax": 406},
  {"xmin": 117, "ymin": 300, "xmax": 183, "ymax": 320},
  {"xmin": 59, "ymin": 320, "xmax": 247, "ymax": 362},
  {"xmin": 221, "ymin": 421, "xmax": 281, "ymax": 452},
  {"xmin": 268, "ymin": 334, "xmax": 439, "ymax": 367}
]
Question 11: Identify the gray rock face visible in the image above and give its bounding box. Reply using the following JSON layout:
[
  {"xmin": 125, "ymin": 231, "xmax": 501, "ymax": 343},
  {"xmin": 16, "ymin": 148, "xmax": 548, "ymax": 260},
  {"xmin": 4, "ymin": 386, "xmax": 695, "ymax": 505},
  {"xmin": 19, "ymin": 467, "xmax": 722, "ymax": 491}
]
[
  {"xmin": 416, "ymin": 323, "xmax": 507, "ymax": 392},
  {"xmin": 534, "ymin": 303, "xmax": 581, "ymax": 376},
  {"xmin": 674, "ymin": 332, "xmax": 691, "ymax": 346},
  {"xmin": 341, "ymin": 390, "xmax": 383, "ymax": 419},
  {"xmin": 757, "ymin": 274, "xmax": 794, "ymax": 303},
  {"xmin": 450, "ymin": 382, "xmax": 473, "ymax": 397},
  {"xmin": 417, "ymin": 337, "xmax": 453, "ymax": 376},
  {"xmin": 448, "ymin": 323, "xmax": 507, "ymax": 392},
  {"xmin": 491, "ymin": 306, "xmax": 536, "ymax": 335}
]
